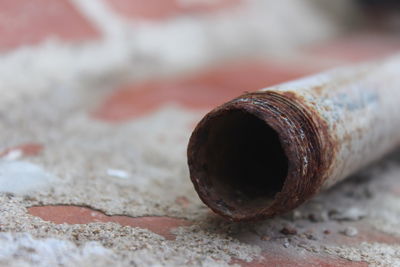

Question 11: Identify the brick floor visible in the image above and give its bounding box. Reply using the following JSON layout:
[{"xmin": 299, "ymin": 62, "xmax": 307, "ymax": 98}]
[
  {"xmin": 104, "ymin": 0, "xmax": 241, "ymax": 20},
  {"xmin": 0, "ymin": 0, "xmax": 99, "ymax": 51},
  {"xmin": 92, "ymin": 60, "xmax": 315, "ymax": 122},
  {"xmin": 28, "ymin": 205, "xmax": 192, "ymax": 240}
]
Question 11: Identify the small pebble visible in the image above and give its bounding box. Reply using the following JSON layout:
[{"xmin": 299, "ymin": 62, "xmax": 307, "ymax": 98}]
[
  {"xmin": 298, "ymin": 241, "xmax": 308, "ymax": 249},
  {"xmin": 280, "ymin": 226, "xmax": 297, "ymax": 235},
  {"xmin": 341, "ymin": 226, "xmax": 358, "ymax": 237},
  {"xmin": 330, "ymin": 207, "xmax": 366, "ymax": 221},
  {"xmin": 308, "ymin": 212, "xmax": 329, "ymax": 222},
  {"xmin": 328, "ymin": 209, "xmax": 339, "ymax": 217},
  {"xmin": 323, "ymin": 230, "xmax": 331, "ymax": 235},
  {"xmin": 260, "ymin": 235, "xmax": 271, "ymax": 241},
  {"xmin": 293, "ymin": 210, "xmax": 302, "ymax": 220},
  {"xmin": 284, "ymin": 210, "xmax": 303, "ymax": 221},
  {"xmin": 308, "ymin": 214, "xmax": 317, "ymax": 222},
  {"xmin": 304, "ymin": 231, "xmax": 318, "ymax": 241},
  {"xmin": 283, "ymin": 240, "xmax": 290, "ymax": 248}
]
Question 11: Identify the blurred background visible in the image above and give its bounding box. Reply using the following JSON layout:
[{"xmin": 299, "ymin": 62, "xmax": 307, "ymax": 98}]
[{"xmin": 1, "ymin": 0, "xmax": 400, "ymax": 114}]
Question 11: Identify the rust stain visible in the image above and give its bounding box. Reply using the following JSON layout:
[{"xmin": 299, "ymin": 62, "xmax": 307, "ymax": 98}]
[{"xmin": 28, "ymin": 205, "xmax": 192, "ymax": 240}]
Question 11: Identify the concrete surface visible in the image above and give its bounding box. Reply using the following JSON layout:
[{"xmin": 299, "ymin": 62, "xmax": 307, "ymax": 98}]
[{"xmin": 2, "ymin": 0, "xmax": 400, "ymax": 266}]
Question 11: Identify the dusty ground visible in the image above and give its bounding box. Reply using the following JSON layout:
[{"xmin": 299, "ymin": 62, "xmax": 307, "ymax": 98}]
[{"xmin": 2, "ymin": 58, "xmax": 400, "ymax": 266}]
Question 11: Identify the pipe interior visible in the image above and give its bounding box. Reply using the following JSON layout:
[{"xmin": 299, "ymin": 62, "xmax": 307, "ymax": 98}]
[{"xmin": 200, "ymin": 109, "xmax": 288, "ymax": 215}]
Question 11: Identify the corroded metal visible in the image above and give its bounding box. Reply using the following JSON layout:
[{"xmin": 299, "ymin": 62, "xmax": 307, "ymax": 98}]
[{"xmin": 187, "ymin": 56, "xmax": 400, "ymax": 221}]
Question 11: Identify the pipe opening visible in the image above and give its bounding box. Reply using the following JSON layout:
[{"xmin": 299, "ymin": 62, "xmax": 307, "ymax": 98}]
[{"xmin": 192, "ymin": 109, "xmax": 289, "ymax": 217}]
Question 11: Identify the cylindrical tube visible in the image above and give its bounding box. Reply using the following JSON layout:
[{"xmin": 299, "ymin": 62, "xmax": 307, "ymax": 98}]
[{"xmin": 187, "ymin": 55, "xmax": 400, "ymax": 221}]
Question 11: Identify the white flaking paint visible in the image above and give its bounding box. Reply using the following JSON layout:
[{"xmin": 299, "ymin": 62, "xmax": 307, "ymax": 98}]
[
  {"xmin": 0, "ymin": 161, "xmax": 55, "ymax": 195},
  {"xmin": 0, "ymin": 233, "xmax": 114, "ymax": 266},
  {"xmin": 1, "ymin": 149, "xmax": 23, "ymax": 161},
  {"xmin": 107, "ymin": 168, "xmax": 130, "ymax": 179}
]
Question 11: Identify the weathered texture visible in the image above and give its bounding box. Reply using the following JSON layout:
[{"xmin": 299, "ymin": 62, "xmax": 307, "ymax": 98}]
[{"xmin": 188, "ymin": 55, "xmax": 400, "ymax": 221}]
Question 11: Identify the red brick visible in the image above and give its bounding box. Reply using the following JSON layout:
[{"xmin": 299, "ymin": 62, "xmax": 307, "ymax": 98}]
[
  {"xmin": 28, "ymin": 205, "xmax": 192, "ymax": 240},
  {"xmin": 104, "ymin": 0, "xmax": 241, "ymax": 20},
  {"xmin": 307, "ymin": 33, "xmax": 400, "ymax": 63},
  {"xmin": 93, "ymin": 60, "xmax": 314, "ymax": 122},
  {"xmin": 232, "ymin": 252, "xmax": 367, "ymax": 267},
  {"xmin": 0, "ymin": 143, "xmax": 43, "ymax": 158},
  {"xmin": 0, "ymin": 0, "xmax": 99, "ymax": 51}
]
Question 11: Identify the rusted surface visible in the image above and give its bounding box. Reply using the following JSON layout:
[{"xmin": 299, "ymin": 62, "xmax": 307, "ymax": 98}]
[
  {"xmin": 188, "ymin": 91, "xmax": 337, "ymax": 221},
  {"xmin": 187, "ymin": 55, "xmax": 400, "ymax": 221}
]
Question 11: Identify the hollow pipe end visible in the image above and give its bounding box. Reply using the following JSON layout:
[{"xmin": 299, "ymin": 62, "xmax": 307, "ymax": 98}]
[{"xmin": 187, "ymin": 92, "xmax": 334, "ymax": 221}]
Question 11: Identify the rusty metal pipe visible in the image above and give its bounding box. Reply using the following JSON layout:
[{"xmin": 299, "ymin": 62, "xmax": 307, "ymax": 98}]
[{"xmin": 187, "ymin": 56, "xmax": 400, "ymax": 221}]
